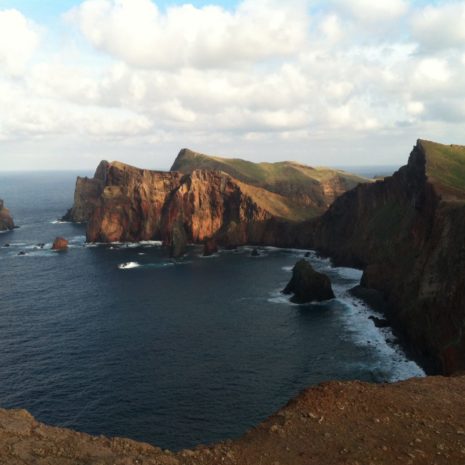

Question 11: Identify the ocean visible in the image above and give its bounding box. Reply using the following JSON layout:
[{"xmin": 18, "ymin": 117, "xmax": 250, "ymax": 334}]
[{"xmin": 0, "ymin": 168, "xmax": 423, "ymax": 450}]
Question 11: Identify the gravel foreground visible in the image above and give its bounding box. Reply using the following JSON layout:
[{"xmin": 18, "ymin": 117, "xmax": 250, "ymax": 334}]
[{"xmin": 1, "ymin": 376, "xmax": 465, "ymax": 465}]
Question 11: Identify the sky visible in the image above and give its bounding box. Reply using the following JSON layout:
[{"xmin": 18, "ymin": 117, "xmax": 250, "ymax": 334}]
[{"xmin": 1, "ymin": 0, "xmax": 465, "ymax": 170}]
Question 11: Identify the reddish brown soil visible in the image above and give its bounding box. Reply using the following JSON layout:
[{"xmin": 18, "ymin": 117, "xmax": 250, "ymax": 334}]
[{"xmin": 1, "ymin": 376, "xmax": 465, "ymax": 465}]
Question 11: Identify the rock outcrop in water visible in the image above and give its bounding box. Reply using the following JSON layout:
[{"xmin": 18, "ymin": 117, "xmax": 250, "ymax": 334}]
[
  {"xmin": 0, "ymin": 200, "xmax": 14, "ymax": 231},
  {"xmin": 309, "ymin": 140, "xmax": 465, "ymax": 374},
  {"xmin": 1, "ymin": 375, "xmax": 465, "ymax": 465},
  {"xmin": 52, "ymin": 237, "xmax": 69, "ymax": 251},
  {"xmin": 283, "ymin": 259, "xmax": 335, "ymax": 303}
]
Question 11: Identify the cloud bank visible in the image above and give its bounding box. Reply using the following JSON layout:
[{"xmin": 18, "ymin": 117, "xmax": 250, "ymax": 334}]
[{"xmin": 1, "ymin": 0, "xmax": 465, "ymax": 169}]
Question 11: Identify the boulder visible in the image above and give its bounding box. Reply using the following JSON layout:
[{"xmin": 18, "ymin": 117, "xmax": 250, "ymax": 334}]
[
  {"xmin": 52, "ymin": 237, "xmax": 69, "ymax": 251},
  {"xmin": 283, "ymin": 259, "xmax": 335, "ymax": 303},
  {"xmin": 203, "ymin": 239, "xmax": 218, "ymax": 256},
  {"xmin": 251, "ymin": 248, "xmax": 260, "ymax": 257}
]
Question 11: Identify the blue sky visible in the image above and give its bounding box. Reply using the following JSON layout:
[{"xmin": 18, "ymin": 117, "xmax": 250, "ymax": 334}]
[{"xmin": 0, "ymin": 0, "xmax": 465, "ymax": 170}]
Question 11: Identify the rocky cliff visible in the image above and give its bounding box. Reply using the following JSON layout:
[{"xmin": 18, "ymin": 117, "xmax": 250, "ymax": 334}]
[
  {"xmin": 65, "ymin": 159, "xmax": 301, "ymax": 249},
  {"xmin": 0, "ymin": 199, "xmax": 14, "ymax": 231},
  {"xmin": 310, "ymin": 140, "xmax": 465, "ymax": 374},
  {"xmin": 65, "ymin": 153, "xmax": 354, "ymax": 250},
  {"xmin": 1, "ymin": 375, "xmax": 465, "ymax": 465}
]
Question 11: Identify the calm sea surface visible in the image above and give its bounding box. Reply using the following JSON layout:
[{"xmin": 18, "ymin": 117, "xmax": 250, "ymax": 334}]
[{"xmin": 0, "ymin": 168, "xmax": 423, "ymax": 450}]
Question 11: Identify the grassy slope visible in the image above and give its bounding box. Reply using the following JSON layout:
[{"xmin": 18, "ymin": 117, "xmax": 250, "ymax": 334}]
[
  {"xmin": 171, "ymin": 149, "xmax": 368, "ymax": 221},
  {"xmin": 171, "ymin": 149, "xmax": 366, "ymax": 190},
  {"xmin": 421, "ymin": 140, "xmax": 465, "ymax": 199}
]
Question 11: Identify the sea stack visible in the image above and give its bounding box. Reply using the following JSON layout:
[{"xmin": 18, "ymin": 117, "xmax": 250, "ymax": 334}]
[
  {"xmin": 283, "ymin": 259, "xmax": 335, "ymax": 303},
  {"xmin": 52, "ymin": 237, "xmax": 69, "ymax": 251},
  {"xmin": 0, "ymin": 200, "xmax": 15, "ymax": 231}
]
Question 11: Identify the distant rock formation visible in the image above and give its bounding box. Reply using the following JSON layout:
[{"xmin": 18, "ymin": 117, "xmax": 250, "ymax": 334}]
[
  {"xmin": 0, "ymin": 199, "xmax": 14, "ymax": 231},
  {"xmin": 283, "ymin": 259, "xmax": 335, "ymax": 303},
  {"xmin": 310, "ymin": 139, "xmax": 465, "ymax": 374},
  {"xmin": 63, "ymin": 150, "xmax": 369, "ymax": 254},
  {"xmin": 52, "ymin": 237, "xmax": 69, "ymax": 251},
  {"xmin": 64, "ymin": 159, "xmax": 311, "ymax": 252}
]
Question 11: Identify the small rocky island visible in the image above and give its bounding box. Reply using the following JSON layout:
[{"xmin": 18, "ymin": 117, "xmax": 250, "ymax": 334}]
[
  {"xmin": 283, "ymin": 259, "xmax": 335, "ymax": 303},
  {"xmin": 0, "ymin": 199, "xmax": 14, "ymax": 231}
]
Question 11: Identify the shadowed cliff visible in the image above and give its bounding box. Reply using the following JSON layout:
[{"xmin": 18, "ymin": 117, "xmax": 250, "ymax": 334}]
[{"xmin": 310, "ymin": 140, "xmax": 465, "ymax": 374}]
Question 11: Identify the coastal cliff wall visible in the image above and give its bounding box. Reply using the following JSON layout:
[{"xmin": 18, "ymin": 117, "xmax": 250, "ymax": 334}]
[
  {"xmin": 310, "ymin": 140, "xmax": 465, "ymax": 374},
  {"xmin": 66, "ymin": 160, "xmax": 295, "ymax": 247},
  {"xmin": 0, "ymin": 199, "xmax": 14, "ymax": 231}
]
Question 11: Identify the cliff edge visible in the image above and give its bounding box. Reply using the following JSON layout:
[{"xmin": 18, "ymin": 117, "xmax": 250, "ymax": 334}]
[{"xmin": 1, "ymin": 375, "xmax": 464, "ymax": 465}]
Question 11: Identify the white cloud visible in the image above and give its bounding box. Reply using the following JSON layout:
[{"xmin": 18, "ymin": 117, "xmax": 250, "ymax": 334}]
[
  {"xmin": 328, "ymin": 0, "xmax": 408, "ymax": 23},
  {"xmin": 3, "ymin": 0, "xmax": 465, "ymax": 170},
  {"xmin": 65, "ymin": 0, "xmax": 308, "ymax": 69},
  {"xmin": 412, "ymin": 2, "xmax": 465, "ymax": 52},
  {"xmin": 0, "ymin": 9, "xmax": 39, "ymax": 75}
]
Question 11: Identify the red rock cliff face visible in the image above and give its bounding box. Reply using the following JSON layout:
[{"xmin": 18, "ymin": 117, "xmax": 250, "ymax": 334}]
[
  {"xmin": 310, "ymin": 140, "xmax": 465, "ymax": 374},
  {"xmin": 68, "ymin": 160, "xmax": 290, "ymax": 247}
]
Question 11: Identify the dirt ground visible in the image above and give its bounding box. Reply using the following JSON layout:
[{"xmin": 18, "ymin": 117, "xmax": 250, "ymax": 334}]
[{"xmin": 1, "ymin": 375, "xmax": 465, "ymax": 465}]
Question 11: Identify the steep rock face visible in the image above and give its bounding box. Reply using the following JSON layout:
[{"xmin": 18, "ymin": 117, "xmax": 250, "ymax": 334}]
[
  {"xmin": 85, "ymin": 162, "xmax": 183, "ymax": 242},
  {"xmin": 161, "ymin": 170, "xmax": 273, "ymax": 248},
  {"xmin": 0, "ymin": 199, "xmax": 14, "ymax": 231},
  {"xmin": 62, "ymin": 161, "xmax": 109, "ymax": 222},
  {"xmin": 311, "ymin": 140, "xmax": 465, "ymax": 374},
  {"xmin": 68, "ymin": 161, "xmax": 292, "ymax": 248}
]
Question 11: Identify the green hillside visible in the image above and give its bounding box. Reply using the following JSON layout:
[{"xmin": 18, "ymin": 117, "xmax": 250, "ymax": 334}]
[
  {"xmin": 420, "ymin": 140, "xmax": 465, "ymax": 199},
  {"xmin": 171, "ymin": 149, "xmax": 369, "ymax": 221},
  {"xmin": 171, "ymin": 149, "xmax": 367, "ymax": 192}
]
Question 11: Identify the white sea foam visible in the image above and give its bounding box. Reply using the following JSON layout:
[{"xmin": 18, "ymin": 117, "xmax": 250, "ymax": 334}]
[
  {"xmin": 139, "ymin": 240, "xmax": 163, "ymax": 247},
  {"xmin": 118, "ymin": 262, "xmax": 141, "ymax": 270},
  {"xmin": 50, "ymin": 220, "xmax": 71, "ymax": 224},
  {"xmin": 270, "ymin": 253, "xmax": 425, "ymax": 382}
]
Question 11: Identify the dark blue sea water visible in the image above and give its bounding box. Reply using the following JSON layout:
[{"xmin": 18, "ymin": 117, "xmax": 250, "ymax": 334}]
[{"xmin": 0, "ymin": 170, "xmax": 423, "ymax": 450}]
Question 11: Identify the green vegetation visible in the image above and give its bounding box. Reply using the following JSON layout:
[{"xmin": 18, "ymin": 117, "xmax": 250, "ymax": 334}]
[
  {"xmin": 170, "ymin": 148, "xmax": 370, "ymax": 221},
  {"xmin": 171, "ymin": 148, "xmax": 367, "ymax": 191},
  {"xmin": 421, "ymin": 140, "xmax": 465, "ymax": 198}
]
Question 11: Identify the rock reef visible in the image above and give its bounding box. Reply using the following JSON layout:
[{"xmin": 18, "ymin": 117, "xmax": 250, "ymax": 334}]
[
  {"xmin": 0, "ymin": 199, "xmax": 14, "ymax": 231},
  {"xmin": 1, "ymin": 375, "xmax": 465, "ymax": 465}
]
